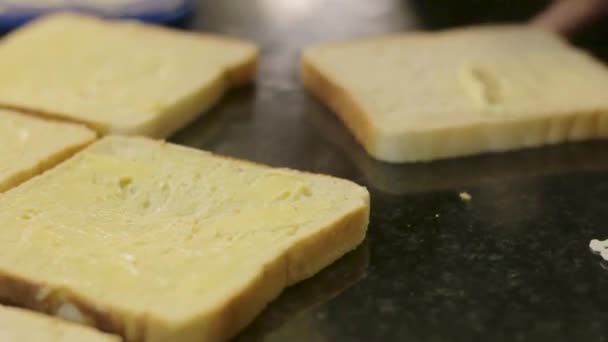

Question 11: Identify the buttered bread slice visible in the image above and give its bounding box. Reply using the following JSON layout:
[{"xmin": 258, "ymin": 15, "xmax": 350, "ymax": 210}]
[
  {"xmin": 0, "ymin": 136, "xmax": 369, "ymax": 342},
  {"xmin": 0, "ymin": 109, "xmax": 96, "ymax": 192},
  {"xmin": 302, "ymin": 26, "xmax": 608, "ymax": 162},
  {"xmin": 0, "ymin": 13, "xmax": 257, "ymax": 138},
  {"xmin": 0, "ymin": 304, "xmax": 120, "ymax": 342}
]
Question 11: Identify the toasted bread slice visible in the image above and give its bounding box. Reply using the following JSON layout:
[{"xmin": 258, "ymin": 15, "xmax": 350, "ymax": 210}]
[
  {"xmin": 302, "ymin": 26, "xmax": 608, "ymax": 162},
  {"xmin": 0, "ymin": 136, "xmax": 369, "ymax": 342},
  {"xmin": 0, "ymin": 13, "xmax": 257, "ymax": 138}
]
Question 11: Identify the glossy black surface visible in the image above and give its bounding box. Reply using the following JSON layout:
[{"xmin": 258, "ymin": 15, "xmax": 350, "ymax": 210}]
[{"xmin": 173, "ymin": 1, "xmax": 608, "ymax": 340}]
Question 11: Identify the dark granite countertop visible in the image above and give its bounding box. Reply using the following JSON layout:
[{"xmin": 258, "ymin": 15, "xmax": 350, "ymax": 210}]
[{"xmin": 172, "ymin": 1, "xmax": 608, "ymax": 340}]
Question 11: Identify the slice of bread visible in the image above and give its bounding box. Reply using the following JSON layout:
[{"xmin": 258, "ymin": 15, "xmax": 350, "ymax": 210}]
[
  {"xmin": 0, "ymin": 136, "xmax": 369, "ymax": 342},
  {"xmin": 0, "ymin": 13, "xmax": 257, "ymax": 138},
  {"xmin": 0, "ymin": 109, "xmax": 96, "ymax": 192},
  {"xmin": 0, "ymin": 304, "xmax": 120, "ymax": 342},
  {"xmin": 302, "ymin": 26, "xmax": 608, "ymax": 162}
]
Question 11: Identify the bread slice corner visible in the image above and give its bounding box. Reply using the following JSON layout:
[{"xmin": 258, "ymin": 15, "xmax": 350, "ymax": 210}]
[{"xmin": 0, "ymin": 109, "xmax": 96, "ymax": 193}]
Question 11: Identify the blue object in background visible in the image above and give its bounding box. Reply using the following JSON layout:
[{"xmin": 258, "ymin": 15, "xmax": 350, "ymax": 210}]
[{"xmin": 0, "ymin": 0, "xmax": 196, "ymax": 32}]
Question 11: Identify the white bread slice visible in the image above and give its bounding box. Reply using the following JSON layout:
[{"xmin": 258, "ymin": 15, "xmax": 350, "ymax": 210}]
[
  {"xmin": 0, "ymin": 304, "xmax": 120, "ymax": 342},
  {"xmin": 0, "ymin": 109, "xmax": 96, "ymax": 192},
  {"xmin": 0, "ymin": 13, "xmax": 258, "ymax": 138},
  {"xmin": 302, "ymin": 26, "xmax": 608, "ymax": 162},
  {"xmin": 0, "ymin": 136, "xmax": 370, "ymax": 342}
]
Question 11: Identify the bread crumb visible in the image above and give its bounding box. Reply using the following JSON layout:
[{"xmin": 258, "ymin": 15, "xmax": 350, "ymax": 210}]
[
  {"xmin": 459, "ymin": 192, "xmax": 472, "ymax": 201},
  {"xmin": 590, "ymin": 239, "xmax": 608, "ymax": 261},
  {"xmin": 56, "ymin": 302, "xmax": 86, "ymax": 324}
]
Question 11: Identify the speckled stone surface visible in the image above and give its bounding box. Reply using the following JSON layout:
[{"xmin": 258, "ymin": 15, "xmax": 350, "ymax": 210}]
[{"xmin": 172, "ymin": 1, "xmax": 608, "ymax": 340}]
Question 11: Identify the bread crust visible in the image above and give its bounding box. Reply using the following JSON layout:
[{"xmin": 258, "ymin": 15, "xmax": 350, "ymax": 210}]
[{"xmin": 301, "ymin": 54, "xmax": 378, "ymax": 157}]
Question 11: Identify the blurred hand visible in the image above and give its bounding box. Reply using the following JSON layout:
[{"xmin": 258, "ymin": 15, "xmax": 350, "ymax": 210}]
[{"xmin": 532, "ymin": 0, "xmax": 608, "ymax": 35}]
